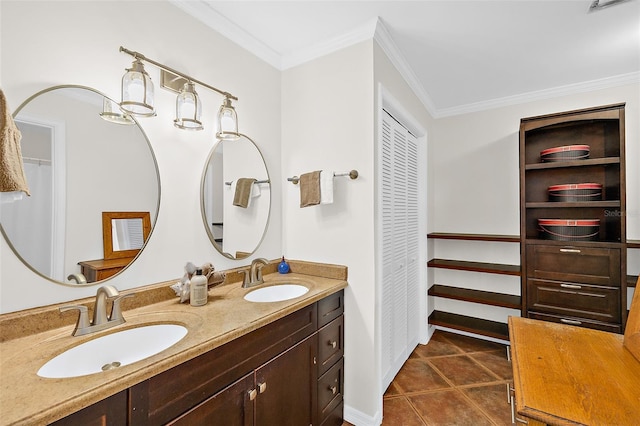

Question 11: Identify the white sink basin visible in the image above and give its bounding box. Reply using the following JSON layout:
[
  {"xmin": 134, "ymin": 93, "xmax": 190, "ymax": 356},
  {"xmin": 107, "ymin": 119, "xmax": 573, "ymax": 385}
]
[
  {"xmin": 244, "ymin": 284, "xmax": 309, "ymax": 303},
  {"xmin": 37, "ymin": 324, "xmax": 187, "ymax": 378}
]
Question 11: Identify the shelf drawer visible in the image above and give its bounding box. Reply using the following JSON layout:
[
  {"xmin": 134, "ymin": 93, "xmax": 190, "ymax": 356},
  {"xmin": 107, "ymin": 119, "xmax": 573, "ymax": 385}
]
[
  {"xmin": 317, "ymin": 359, "xmax": 344, "ymax": 425},
  {"xmin": 318, "ymin": 290, "xmax": 344, "ymax": 327},
  {"xmin": 526, "ymin": 244, "xmax": 621, "ymax": 286},
  {"xmin": 528, "ymin": 311, "xmax": 621, "ymax": 333},
  {"xmin": 318, "ymin": 316, "xmax": 344, "ymax": 376},
  {"xmin": 527, "ymin": 279, "xmax": 621, "ymax": 323}
]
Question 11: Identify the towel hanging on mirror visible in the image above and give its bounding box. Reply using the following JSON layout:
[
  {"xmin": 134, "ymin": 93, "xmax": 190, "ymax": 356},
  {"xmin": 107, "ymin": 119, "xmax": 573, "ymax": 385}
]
[{"xmin": 0, "ymin": 89, "xmax": 30, "ymax": 198}]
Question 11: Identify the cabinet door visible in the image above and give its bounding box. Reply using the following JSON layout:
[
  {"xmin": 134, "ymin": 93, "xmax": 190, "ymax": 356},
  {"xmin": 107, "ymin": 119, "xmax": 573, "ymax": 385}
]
[
  {"xmin": 50, "ymin": 390, "xmax": 127, "ymax": 426},
  {"xmin": 255, "ymin": 335, "xmax": 317, "ymax": 426},
  {"xmin": 169, "ymin": 373, "xmax": 255, "ymax": 426}
]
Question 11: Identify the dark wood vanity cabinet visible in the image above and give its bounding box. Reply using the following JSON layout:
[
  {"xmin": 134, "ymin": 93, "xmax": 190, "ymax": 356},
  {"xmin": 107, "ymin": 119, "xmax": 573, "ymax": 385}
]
[
  {"xmin": 519, "ymin": 104, "xmax": 627, "ymax": 333},
  {"xmin": 52, "ymin": 290, "xmax": 345, "ymax": 426}
]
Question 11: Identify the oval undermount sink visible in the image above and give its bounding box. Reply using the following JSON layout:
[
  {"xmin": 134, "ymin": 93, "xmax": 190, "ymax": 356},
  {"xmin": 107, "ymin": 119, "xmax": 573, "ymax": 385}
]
[
  {"xmin": 37, "ymin": 324, "xmax": 187, "ymax": 378},
  {"xmin": 244, "ymin": 284, "xmax": 309, "ymax": 303}
]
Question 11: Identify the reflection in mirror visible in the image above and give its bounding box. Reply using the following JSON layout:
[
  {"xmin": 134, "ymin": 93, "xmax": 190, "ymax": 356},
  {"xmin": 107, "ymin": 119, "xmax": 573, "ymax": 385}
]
[
  {"xmin": 201, "ymin": 134, "xmax": 270, "ymax": 259},
  {"xmin": 102, "ymin": 211, "xmax": 151, "ymax": 260},
  {"xmin": 0, "ymin": 86, "xmax": 160, "ymax": 286}
]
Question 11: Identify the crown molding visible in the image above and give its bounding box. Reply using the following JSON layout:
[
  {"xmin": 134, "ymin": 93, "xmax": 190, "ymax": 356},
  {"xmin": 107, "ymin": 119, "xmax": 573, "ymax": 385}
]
[
  {"xmin": 168, "ymin": 0, "xmax": 283, "ymax": 69},
  {"xmin": 169, "ymin": 1, "xmax": 639, "ymax": 119},
  {"xmin": 372, "ymin": 18, "xmax": 438, "ymax": 117},
  {"xmin": 435, "ymin": 71, "xmax": 640, "ymax": 118},
  {"xmin": 280, "ymin": 17, "xmax": 378, "ymax": 70}
]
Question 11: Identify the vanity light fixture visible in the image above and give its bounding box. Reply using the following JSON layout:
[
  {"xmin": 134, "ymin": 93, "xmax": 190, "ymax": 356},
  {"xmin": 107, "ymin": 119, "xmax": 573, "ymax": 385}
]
[
  {"xmin": 216, "ymin": 96, "xmax": 240, "ymax": 140},
  {"xmin": 120, "ymin": 58, "xmax": 155, "ymax": 117},
  {"xmin": 99, "ymin": 97, "xmax": 135, "ymax": 125},
  {"xmin": 119, "ymin": 46, "xmax": 239, "ymax": 138},
  {"xmin": 174, "ymin": 81, "xmax": 203, "ymax": 130}
]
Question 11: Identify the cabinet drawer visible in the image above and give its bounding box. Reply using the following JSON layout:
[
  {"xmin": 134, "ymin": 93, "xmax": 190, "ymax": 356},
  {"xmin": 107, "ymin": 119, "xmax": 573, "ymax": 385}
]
[
  {"xmin": 317, "ymin": 359, "xmax": 344, "ymax": 425},
  {"xmin": 526, "ymin": 245, "xmax": 621, "ymax": 286},
  {"xmin": 527, "ymin": 279, "xmax": 621, "ymax": 323},
  {"xmin": 528, "ymin": 311, "xmax": 622, "ymax": 333},
  {"xmin": 318, "ymin": 290, "xmax": 344, "ymax": 327},
  {"xmin": 318, "ymin": 316, "xmax": 344, "ymax": 376}
]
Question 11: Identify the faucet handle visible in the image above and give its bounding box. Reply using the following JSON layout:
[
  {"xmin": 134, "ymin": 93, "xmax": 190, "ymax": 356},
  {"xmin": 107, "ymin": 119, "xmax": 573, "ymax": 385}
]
[
  {"xmin": 60, "ymin": 305, "xmax": 90, "ymax": 336},
  {"xmin": 110, "ymin": 293, "xmax": 135, "ymax": 323},
  {"xmin": 239, "ymin": 269, "xmax": 251, "ymax": 287}
]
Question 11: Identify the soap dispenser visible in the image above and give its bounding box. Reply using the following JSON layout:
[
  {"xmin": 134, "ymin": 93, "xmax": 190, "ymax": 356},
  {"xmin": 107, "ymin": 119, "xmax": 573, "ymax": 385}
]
[
  {"xmin": 278, "ymin": 256, "xmax": 290, "ymax": 274},
  {"xmin": 190, "ymin": 268, "xmax": 208, "ymax": 306}
]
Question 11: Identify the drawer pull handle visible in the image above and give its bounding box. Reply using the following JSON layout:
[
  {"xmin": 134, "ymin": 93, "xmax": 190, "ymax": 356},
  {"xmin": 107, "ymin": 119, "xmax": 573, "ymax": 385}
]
[
  {"xmin": 561, "ymin": 319, "xmax": 582, "ymax": 325},
  {"xmin": 560, "ymin": 283, "xmax": 582, "ymax": 289},
  {"xmin": 258, "ymin": 382, "xmax": 267, "ymax": 394},
  {"xmin": 248, "ymin": 389, "xmax": 257, "ymax": 401},
  {"xmin": 559, "ymin": 248, "xmax": 581, "ymax": 253},
  {"xmin": 328, "ymin": 340, "xmax": 338, "ymax": 349},
  {"xmin": 329, "ymin": 385, "xmax": 338, "ymax": 395}
]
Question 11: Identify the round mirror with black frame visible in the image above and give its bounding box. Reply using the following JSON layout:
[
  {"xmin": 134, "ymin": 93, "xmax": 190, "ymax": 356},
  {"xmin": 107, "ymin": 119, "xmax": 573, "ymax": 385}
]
[
  {"xmin": 0, "ymin": 85, "xmax": 160, "ymax": 286},
  {"xmin": 201, "ymin": 134, "xmax": 270, "ymax": 260}
]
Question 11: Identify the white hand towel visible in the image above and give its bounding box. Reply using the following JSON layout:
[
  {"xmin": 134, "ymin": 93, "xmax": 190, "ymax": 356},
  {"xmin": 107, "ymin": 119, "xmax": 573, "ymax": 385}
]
[
  {"xmin": 320, "ymin": 170, "xmax": 334, "ymax": 205},
  {"xmin": 248, "ymin": 181, "xmax": 261, "ymax": 207}
]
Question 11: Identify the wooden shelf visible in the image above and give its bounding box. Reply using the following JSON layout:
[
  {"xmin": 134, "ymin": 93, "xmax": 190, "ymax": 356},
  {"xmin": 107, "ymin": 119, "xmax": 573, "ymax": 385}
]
[
  {"xmin": 428, "ymin": 259, "xmax": 521, "ymax": 276},
  {"xmin": 525, "ymin": 201, "xmax": 621, "ymax": 209},
  {"xmin": 429, "ymin": 285, "xmax": 521, "ymax": 309},
  {"xmin": 429, "ymin": 311, "xmax": 509, "ymax": 341},
  {"xmin": 524, "ymin": 157, "xmax": 620, "ymax": 170},
  {"xmin": 427, "ymin": 233, "xmax": 520, "ymax": 243},
  {"xmin": 629, "ymin": 240, "xmax": 640, "ymax": 249},
  {"xmin": 629, "ymin": 276, "xmax": 638, "ymax": 288}
]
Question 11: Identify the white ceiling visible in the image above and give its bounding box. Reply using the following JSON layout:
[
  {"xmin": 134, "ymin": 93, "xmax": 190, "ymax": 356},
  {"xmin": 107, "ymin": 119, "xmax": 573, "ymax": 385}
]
[{"xmin": 171, "ymin": 0, "xmax": 640, "ymax": 117}]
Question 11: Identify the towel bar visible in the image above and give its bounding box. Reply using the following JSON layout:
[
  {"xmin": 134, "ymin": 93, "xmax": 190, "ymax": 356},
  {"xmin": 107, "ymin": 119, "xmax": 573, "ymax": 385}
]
[
  {"xmin": 225, "ymin": 179, "xmax": 270, "ymax": 186},
  {"xmin": 287, "ymin": 169, "xmax": 358, "ymax": 185}
]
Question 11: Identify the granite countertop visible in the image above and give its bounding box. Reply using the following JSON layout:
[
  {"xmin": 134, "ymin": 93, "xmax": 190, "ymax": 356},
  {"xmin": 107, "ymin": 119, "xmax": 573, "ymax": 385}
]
[{"xmin": 0, "ymin": 260, "xmax": 348, "ymax": 426}]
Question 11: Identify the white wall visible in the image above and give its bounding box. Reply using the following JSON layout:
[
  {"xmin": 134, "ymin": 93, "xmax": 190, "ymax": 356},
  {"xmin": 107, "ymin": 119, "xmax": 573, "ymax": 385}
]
[
  {"xmin": 0, "ymin": 0, "xmax": 282, "ymax": 312},
  {"xmin": 431, "ymin": 82, "xmax": 640, "ymax": 318},
  {"xmin": 281, "ymin": 40, "xmax": 378, "ymax": 423},
  {"xmin": 281, "ymin": 39, "xmax": 434, "ymax": 424},
  {"xmin": 432, "ymin": 83, "xmax": 639, "ymax": 238}
]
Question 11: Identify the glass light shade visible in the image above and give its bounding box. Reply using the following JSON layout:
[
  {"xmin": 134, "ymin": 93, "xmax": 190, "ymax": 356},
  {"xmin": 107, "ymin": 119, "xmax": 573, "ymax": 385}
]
[
  {"xmin": 120, "ymin": 59, "xmax": 155, "ymax": 117},
  {"xmin": 216, "ymin": 97, "xmax": 240, "ymax": 140},
  {"xmin": 174, "ymin": 82, "xmax": 203, "ymax": 130},
  {"xmin": 100, "ymin": 97, "xmax": 134, "ymax": 125}
]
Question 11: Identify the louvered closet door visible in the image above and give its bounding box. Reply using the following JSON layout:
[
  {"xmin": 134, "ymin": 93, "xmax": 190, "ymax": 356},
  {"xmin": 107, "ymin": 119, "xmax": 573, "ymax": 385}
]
[{"xmin": 381, "ymin": 110, "xmax": 420, "ymax": 391}]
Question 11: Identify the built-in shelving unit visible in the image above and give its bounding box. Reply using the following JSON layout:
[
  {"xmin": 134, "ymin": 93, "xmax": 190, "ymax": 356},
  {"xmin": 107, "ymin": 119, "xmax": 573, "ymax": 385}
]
[
  {"xmin": 427, "ymin": 232, "xmax": 521, "ymax": 341},
  {"xmin": 520, "ymin": 103, "xmax": 627, "ymax": 333}
]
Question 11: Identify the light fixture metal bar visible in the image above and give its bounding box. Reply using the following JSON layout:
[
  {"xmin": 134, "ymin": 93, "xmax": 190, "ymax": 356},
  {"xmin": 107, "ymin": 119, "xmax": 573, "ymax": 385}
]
[{"xmin": 119, "ymin": 46, "xmax": 238, "ymax": 101}]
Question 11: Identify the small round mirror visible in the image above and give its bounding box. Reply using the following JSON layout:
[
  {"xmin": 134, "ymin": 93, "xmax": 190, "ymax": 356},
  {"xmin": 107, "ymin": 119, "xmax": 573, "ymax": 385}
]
[
  {"xmin": 201, "ymin": 134, "xmax": 270, "ymax": 259},
  {"xmin": 0, "ymin": 85, "xmax": 160, "ymax": 285}
]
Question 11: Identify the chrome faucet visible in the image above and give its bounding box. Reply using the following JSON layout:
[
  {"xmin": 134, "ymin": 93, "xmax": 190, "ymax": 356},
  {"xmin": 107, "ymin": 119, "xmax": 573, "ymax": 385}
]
[
  {"xmin": 240, "ymin": 258, "xmax": 269, "ymax": 288},
  {"xmin": 60, "ymin": 285, "xmax": 135, "ymax": 336}
]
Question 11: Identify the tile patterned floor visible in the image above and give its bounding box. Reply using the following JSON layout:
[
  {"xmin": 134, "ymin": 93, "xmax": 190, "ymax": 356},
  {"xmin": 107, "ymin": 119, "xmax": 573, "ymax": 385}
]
[{"xmin": 344, "ymin": 330, "xmax": 514, "ymax": 425}]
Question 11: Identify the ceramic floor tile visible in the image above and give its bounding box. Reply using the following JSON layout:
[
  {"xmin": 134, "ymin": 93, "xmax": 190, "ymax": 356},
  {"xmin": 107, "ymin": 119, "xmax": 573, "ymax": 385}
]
[
  {"xmin": 384, "ymin": 381, "xmax": 403, "ymax": 397},
  {"xmin": 439, "ymin": 331, "xmax": 504, "ymax": 353},
  {"xmin": 470, "ymin": 350, "xmax": 513, "ymax": 380},
  {"xmin": 381, "ymin": 396, "xmax": 426, "ymax": 426},
  {"xmin": 393, "ymin": 358, "xmax": 451, "ymax": 393},
  {"xmin": 428, "ymin": 355, "xmax": 498, "ymax": 386},
  {"xmin": 411, "ymin": 334, "xmax": 464, "ymax": 358},
  {"xmin": 372, "ymin": 331, "xmax": 512, "ymax": 426},
  {"xmin": 462, "ymin": 383, "xmax": 514, "ymax": 425},
  {"xmin": 408, "ymin": 389, "xmax": 494, "ymax": 426}
]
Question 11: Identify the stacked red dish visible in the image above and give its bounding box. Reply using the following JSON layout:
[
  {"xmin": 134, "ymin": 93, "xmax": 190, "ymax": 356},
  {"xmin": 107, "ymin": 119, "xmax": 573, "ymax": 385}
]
[
  {"xmin": 540, "ymin": 144, "xmax": 590, "ymax": 162},
  {"xmin": 548, "ymin": 183, "xmax": 602, "ymax": 202},
  {"xmin": 538, "ymin": 219, "xmax": 600, "ymax": 241}
]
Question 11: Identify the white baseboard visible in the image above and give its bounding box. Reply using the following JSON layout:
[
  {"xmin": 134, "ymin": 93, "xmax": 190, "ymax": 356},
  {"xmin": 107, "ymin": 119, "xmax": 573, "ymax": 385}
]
[{"xmin": 344, "ymin": 404, "xmax": 382, "ymax": 426}]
